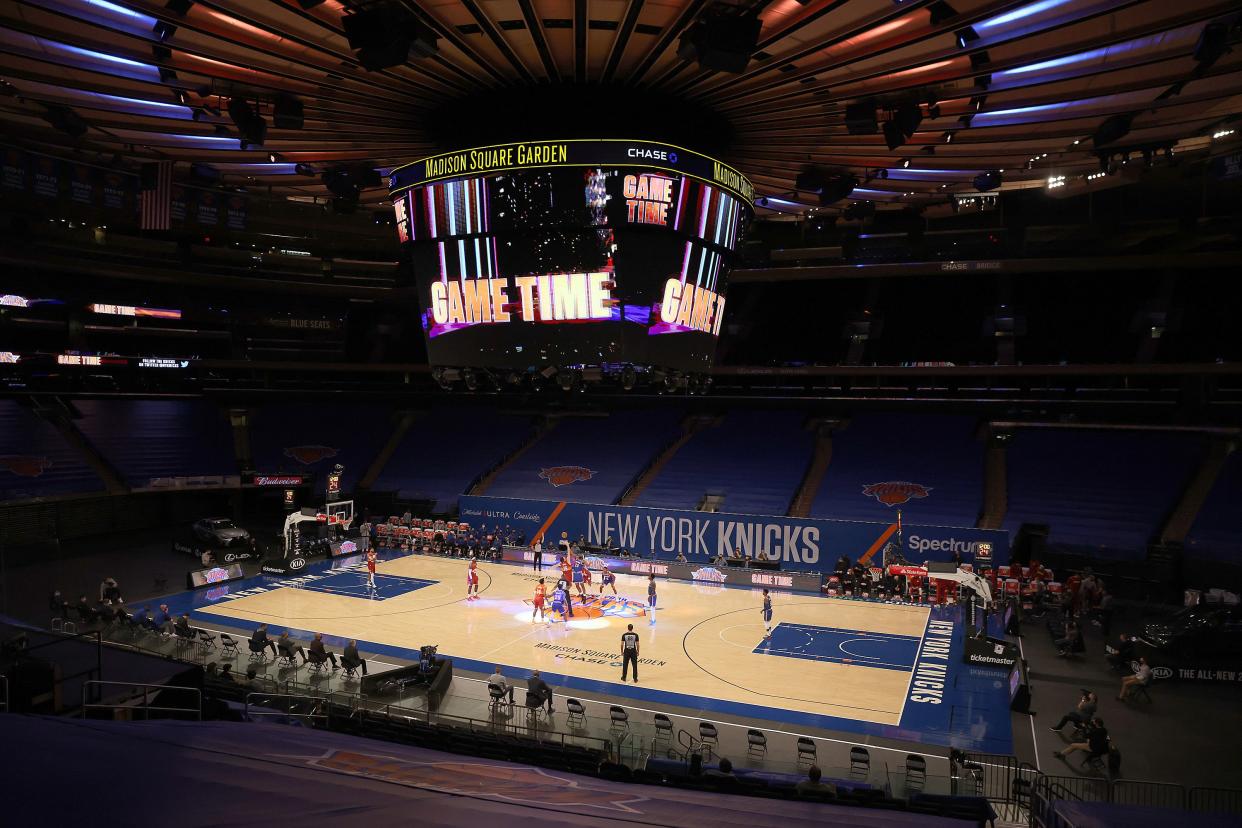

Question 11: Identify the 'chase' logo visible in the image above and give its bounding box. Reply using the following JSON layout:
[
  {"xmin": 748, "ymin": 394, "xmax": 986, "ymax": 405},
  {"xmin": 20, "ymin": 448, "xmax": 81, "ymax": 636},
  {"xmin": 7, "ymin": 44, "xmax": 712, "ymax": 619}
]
[
  {"xmin": 863, "ymin": 481, "xmax": 932, "ymax": 506},
  {"xmin": 539, "ymin": 466, "xmax": 595, "ymax": 487}
]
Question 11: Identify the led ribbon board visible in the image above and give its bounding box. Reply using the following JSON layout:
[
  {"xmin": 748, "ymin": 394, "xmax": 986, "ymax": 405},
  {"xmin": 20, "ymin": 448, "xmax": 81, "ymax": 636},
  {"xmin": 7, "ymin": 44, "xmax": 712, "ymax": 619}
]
[{"xmin": 389, "ymin": 139, "xmax": 755, "ymax": 206}]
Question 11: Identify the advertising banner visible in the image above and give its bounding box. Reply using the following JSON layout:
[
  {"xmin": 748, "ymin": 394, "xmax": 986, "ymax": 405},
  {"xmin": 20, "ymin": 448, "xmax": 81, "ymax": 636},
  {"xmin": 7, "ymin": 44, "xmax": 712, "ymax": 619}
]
[{"xmin": 461, "ymin": 495, "xmax": 1009, "ymax": 572}]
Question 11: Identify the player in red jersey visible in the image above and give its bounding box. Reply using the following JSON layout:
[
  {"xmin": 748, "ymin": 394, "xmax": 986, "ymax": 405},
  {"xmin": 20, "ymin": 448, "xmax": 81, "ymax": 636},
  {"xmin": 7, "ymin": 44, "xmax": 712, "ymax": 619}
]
[
  {"xmin": 466, "ymin": 557, "xmax": 480, "ymax": 600},
  {"xmin": 581, "ymin": 564, "xmax": 592, "ymax": 593},
  {"xmin": 365, "ymin": 549, "xmax": 377, "ymax": 589},
  {"xmin": 532, "ymin": 577, "xmax": 547, "ymax": 623}
]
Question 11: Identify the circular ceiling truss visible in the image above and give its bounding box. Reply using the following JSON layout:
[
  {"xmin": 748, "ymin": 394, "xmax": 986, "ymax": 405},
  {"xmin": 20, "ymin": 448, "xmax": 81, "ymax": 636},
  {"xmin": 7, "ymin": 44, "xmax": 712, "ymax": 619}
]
[{"xmin": 0, "ymin": 0, "xmax": 1238, "ymax": 216}]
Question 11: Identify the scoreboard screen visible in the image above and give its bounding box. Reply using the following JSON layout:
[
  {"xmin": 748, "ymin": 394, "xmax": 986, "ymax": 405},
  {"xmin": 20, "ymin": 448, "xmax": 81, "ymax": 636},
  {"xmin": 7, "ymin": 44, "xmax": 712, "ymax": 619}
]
[{"xmin": 388, "ymin": 139, "xmax": 754, "ymax": 374}]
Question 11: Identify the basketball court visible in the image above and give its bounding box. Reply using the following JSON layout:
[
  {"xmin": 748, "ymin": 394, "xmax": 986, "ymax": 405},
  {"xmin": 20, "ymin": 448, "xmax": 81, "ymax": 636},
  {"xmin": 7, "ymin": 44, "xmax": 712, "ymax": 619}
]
[{"xmin": 171, "ymin": 551, "xmax": 1013, "ymax": 752}]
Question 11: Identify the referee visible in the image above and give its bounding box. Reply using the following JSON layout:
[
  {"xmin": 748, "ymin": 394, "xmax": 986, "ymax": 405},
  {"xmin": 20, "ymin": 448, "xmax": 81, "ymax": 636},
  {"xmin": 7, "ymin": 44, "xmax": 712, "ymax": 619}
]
[{"xmin": 620, "ymin": 624, "xmax": 640, "ymax": 683}]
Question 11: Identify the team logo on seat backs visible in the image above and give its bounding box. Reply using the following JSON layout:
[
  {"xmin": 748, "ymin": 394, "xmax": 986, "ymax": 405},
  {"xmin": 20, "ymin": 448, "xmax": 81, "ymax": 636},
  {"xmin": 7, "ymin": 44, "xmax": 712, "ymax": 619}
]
[
  {"xmin": 539, "ymin": 466, "xmax": 595, "ymax": 487},
  {"xmin": 0, "ymin": 455, "xmax": 51, "ymax": 477},
  {"xmin": 863, "ymin": 481, "xmax": 932, "ymax": 506},
  {"xmin": 284, "ymin": 445, "xmax": 339, "ymax": 465}
]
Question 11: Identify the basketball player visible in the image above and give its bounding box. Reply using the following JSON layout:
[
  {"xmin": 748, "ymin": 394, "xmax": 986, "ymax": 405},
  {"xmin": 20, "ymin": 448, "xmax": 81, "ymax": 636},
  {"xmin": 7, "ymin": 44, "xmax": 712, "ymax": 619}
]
[
  {"xmin": 550, "ymin": 583, "xmax": 566, "ymax": 621},
  {"xmin": 599, "ymin": 565, "xmax": 617, "ymax": 595},
  {"xmin": 532, "ymin": 577, "xmax": 547, "ymax": 623},
  {"xmin": 365, "ymin": 548, "xmax": 377, "ymax": 590},
  {"xmin": 647, "ymin": 574, "xmax": 657, "ymax": 625},
  {"xmin": 555, "ymin": 577, "xmax": 575, "ymax": 618},
  {"xmin": 581, "ymin": 563, "xmax": 593, "ymax": 593},
  {"xmin": 571, "ymin": 555, "xmax": 586, "ymax": 597},
  {"xmin": 762, "ymin": 588, "xmax": 773, "ymax": 638},
  {"xmin": 466, "ymin": 557, "xmax": 480, "ymax": 601}
]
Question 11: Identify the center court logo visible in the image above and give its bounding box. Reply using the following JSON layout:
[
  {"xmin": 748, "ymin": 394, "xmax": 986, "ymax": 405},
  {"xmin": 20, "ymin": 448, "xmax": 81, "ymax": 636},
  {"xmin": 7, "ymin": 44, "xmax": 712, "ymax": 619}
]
[
  {"xmin": 523, "ymin": 594, "xmax": 646, "ymax": 621},
  {"xmin": 862, "ymin": 481, "xmax": 932, "ymax": 506}
]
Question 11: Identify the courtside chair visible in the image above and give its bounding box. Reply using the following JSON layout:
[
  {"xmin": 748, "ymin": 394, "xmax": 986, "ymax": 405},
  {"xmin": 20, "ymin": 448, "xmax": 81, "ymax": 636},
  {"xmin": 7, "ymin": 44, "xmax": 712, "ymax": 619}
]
[
  {"xmin": 905, "ymin": 754, "xmax": 927, "ymax": 792},
  {"xmin": 653, "ymin": 714, "xmax": 673, "ymax": 753},
  {"xmin": 699, "ymin": 722, "xmax": 719, "ymax": 756},
  {"xmin": 565, "ymin": 698, "xmax": 586, "ymax": 729},
  {"xmin": 197, "ymin": 628, "xmax": 217, "ymax": 657},
  {"xmin": 850, "ymin": 746, "xmax": 870, "ymax": 780},
  {"xmin": 247, "ymin": 639, "xmax": 270, "ymax": 665},
  {"xmin": 489, "ymin": 684, "xmax": 508, "ymax": 715},
  {"xmin": 746, "ymin": 729, "xmax": 767, "ymax": 759},
  {"xmin": 796, "ymin": 737, "xmax": 817, "ymax": 769},
  {"xmin": 219, "ymin": 633, "xmax": 240, "ymax": 660},
  {"xmin": 609, "ymin": 706, "xmax": 630, "ymax": 738}
]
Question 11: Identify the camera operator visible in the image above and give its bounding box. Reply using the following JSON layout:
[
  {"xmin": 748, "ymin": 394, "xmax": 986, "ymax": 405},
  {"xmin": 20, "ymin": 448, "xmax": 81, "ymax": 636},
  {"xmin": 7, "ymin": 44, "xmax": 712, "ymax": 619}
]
[{"xmin": 1049, "ymin": 689, "xmax": 1098, "ymax": 733}]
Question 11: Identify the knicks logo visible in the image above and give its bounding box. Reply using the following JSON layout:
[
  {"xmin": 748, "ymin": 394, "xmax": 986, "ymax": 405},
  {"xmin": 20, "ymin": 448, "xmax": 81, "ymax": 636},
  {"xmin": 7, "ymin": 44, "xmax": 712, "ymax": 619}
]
[
  {"xmin": 863, "ymin": 481, "xmax": 932, "ymax": 506},
  {"xmin": 284, "ymin": 445, "xmax": 339, "ymax": 465},
  {"xmin": 525, "ymin": 594, "xmax": 646, "ymax": 620},
  {"xmin": 0, "ymin": 455, "xmax": 52, "ymax": 477},
  {"xmin": 539, "ymin": 466, "xmax": 594, "ymax": 487}
]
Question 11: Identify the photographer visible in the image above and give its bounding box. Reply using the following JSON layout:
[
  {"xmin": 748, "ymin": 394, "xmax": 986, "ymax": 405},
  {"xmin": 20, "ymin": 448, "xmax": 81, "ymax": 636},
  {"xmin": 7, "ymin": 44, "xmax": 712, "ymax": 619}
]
[{"xmin": 1049, "ymin": 689, "xmax": 1098, "ymax": 733}]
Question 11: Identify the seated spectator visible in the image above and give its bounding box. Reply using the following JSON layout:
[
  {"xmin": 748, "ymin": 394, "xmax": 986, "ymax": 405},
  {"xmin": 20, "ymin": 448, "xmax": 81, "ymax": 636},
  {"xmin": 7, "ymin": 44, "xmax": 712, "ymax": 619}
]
[
  {"xmin": 1050, "ymin": 690, "xmax": 1097, "ymax": 732},
  {"xmin": 242, "ymin": 667, "xmax": 260, "ymax": 688},
  {"xmin": 308, "ymin": 632, "xmax": 338, "ymax": 668},
  {"xmin": 756, "ymin": 549, "xmax": 771, "ymax": 562},
  {"xmin": 526, "ymin": 670, "xmax": 554, "ymax": 713},
  {"xmin": 1055, "ymin": 718, "xmax": 1109, "ymax": 762},
  {"xmin": 1055, "ymin": 620, "xmax": 1083, "ymax": 657},
  {"xmin": 173, "ymin": 613, "xmax": 193, "ymax": 638},
  {"xmin": 97, "ymin": 599, "xmax": 117, "ymax": 625},
  {"xmin": 152, "ymin": 603, "xmax": 173, "ymax": 632},
  {"xmin": 99, "ymin": 577, "xmax": 122, "ymax": 603},
  {"xmin": 796, "ymin": 765, "xmax": 837, "ymax": 798},
  {"xmin": 342, "ymin": 640, "xmax": 368, "ymax": 675},
  {"xmin": 1105, "ymin": 633, "xmax": 1136, "ymax": 670},
  {"xmin": 712, "ymin": 552, "xmax": 726, "ymax": 566},
  {"xmin": 49, "ymin": 591, "xmax": 69, "ymax": 620},
  {"xmin": 250, "ymin": 624, "xmax": 277, "ymax": 657},
  {"xmin": 729, "ymin": 548, "xmax": 742, "ymax": 561},
  {"xmin": 489, "ymin": 665, "xmax": 515, "ymax": 704},
  {"xmin": 205, "ymin": 662, "xmax": 219, "ymax": 678},
  {"xmin": 1118, "ymin": 657, "xmax": 1153, "ymax": 701},
  {"xmin": 76, "ymin": 595, "xmax": 98, "ymax": 625},
  {"xmin": 277, "ymin": 631, "xmax": 308, "ymax": 664},
  {"xmin": 675, "ymin": 551, "xmax": 688, "ymax": 564},
  {"xmin": 113, "ymin": 602, "xmax": 133, "ymax": 625},
  {"xmin": 704, "ymin": 758, "xmax": 735, "ymax": 780},
  {"xmin": 131, "ymin": 605, "xmax": 151, "ymax": 629},
  {"xmin": 220, "ymin": 663, "xmax": 236, "ymax": 683}
]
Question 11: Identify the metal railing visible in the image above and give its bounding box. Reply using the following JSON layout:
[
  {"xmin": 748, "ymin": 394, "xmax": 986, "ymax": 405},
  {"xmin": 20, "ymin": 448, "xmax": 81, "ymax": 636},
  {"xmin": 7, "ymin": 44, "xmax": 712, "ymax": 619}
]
[
  {"xmin": 1189, "ymin": 787, "xmax": 1242, "ymax": 815},
  {"xmin": 81, "ymin": 681, "xmax": 201, "ymax": 720},
  {"xmin": 244, "ymin": 692, "xmax": 330, "ymax": 723},
  {"xmin": 0, "ymin": 674, "xmax": 8, "ymax": 713}
]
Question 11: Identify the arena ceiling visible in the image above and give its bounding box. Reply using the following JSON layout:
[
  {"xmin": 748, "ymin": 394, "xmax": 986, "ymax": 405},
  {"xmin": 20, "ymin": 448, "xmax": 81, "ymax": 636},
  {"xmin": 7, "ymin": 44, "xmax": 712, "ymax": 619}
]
[{"xmin": 0, "ymin": 0, "xmax": 1240, "ymax": 218}]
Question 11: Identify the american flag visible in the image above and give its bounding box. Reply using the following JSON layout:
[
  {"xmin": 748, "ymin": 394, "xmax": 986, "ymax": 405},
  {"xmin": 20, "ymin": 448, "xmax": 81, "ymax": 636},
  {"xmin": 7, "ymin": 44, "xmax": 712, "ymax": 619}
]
[{"xmin": 139, "ymin": 160, "xmax": 172, "ymax": 230}]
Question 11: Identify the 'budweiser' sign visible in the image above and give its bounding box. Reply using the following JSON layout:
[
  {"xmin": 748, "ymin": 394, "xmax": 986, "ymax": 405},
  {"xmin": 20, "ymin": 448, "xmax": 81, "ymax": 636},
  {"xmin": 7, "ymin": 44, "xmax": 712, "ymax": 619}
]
[{"xmin": 254, "ymin": 475, "xmax": 304, "ymax": 486}]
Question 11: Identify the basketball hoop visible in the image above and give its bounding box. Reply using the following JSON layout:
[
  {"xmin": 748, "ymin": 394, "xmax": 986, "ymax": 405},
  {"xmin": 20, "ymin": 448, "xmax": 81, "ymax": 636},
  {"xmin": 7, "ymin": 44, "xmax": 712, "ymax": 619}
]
[{"xmin": 316, "ymin": 514, "xmax": 328, "ymax": 523}]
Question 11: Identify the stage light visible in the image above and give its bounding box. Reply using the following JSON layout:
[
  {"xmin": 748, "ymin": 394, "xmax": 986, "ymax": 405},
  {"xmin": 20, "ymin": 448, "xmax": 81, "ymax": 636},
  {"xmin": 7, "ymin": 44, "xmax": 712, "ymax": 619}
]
[
  {"xmin": 845, "ymin": 99, "xmax": 878, "ymax": 134},
  {"xmin": 901, "ymin": 158, "xmax": 911, "ymax": 168},
  {"xmin": 677, "ymin": 10, "xmax": 762, "ymax": 73},
  {"xmin": 267, "ymin": 152, "xmax": 279, "ymax": 163},
  {"xmin": 1092, "ymin": 113, "xmax": 1132, "ymax": 148},
  {"xmin": 273, "ymin": 94, "xmax": 304, "ymax": 130},
  {"xmin": 1213, "ymin": 129, "xmax": 1235, "ymax": 139},
  {"xmin": 944, "ymin": 131, "xmax": 954, "ymax": 143},
  {"xmin": 42, "ymin": 104, "xmax": 88, "ymax": 137},
  {"xmin": 153, "ymin": 21, "xmax": 177, "ymax": 41},
  {"xmin": 1194, "ymin": 22, "xmax": 1229, "ymax": 69},
  {"xmin": 973, "ymin": 170, "xmax": 1002, "ymax": 191},
  {"xmin": 343, "ymin": 2, "xmax": 439, "ymax": 71},
  {"xmin": 227, "ymin": 97, "xmax": 267, "ymax": 147}
]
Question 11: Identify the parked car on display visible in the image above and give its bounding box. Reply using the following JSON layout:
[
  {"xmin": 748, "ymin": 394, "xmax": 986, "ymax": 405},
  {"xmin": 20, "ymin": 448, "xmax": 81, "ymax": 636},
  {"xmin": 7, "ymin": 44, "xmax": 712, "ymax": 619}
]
[{"xmin": 192, "ymin": 517, "xmax": 252, "ymax": 547}]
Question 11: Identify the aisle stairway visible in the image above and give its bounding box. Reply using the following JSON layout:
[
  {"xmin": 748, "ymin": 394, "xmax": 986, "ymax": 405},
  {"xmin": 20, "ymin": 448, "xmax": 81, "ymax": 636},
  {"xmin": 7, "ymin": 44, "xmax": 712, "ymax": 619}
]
[
  {"xmin": 787, "ymin": 423, "xmax": 834, "ymax": 518},
  {"xmin": 468, "ymin": 417, "xmax": 560, "ymax": 496},
  {"xmin": 618, "ymin": 415, "xmax": 717, "ymax": 506}
]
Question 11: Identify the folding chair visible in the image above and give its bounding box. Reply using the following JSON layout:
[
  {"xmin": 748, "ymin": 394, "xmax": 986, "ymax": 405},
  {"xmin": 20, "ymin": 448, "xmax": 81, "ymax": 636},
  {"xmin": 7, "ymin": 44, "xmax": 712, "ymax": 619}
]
[
  {"xmin": 746, "ymin": 729, "xmax": 767, "ymax": 758},
  {"xmin": 905, "ymin": 754, "xmax": 927, "ymax": 792},
  {"xmin": 197, "ymin": 628, "xmax": 217, "ymax": 656},
  {"xmin": 609, "ymin": 705, "xmax": 629, "ymax": 738},
  {"xmin": 653, "ymin": 713, "xmax": 673, "ymax": 753},
  {"xmin": 850, "ymin": 746, "xmax": 871, "ymax": 780},
  {"xmin": 489, "ymin": 683, "xmax": 510, "ymax": 715},
  {"xmin": 796, "ymin": 737, "xmax": 816, "ymax": 769},
  {"xmin": 565, "ymin": 698, "xmax": 586, "ymax": 729},
  {"xmin": 698, "ymin": 722, "xmax": 719, "ymax": 755},
  {"xmin": 248, "ymin": 639, "xmax": 271, "ymax": 665},
  {"xmin": 220, "ymin": 634, "xmax": 240, "ymax": 659},
  {"xmin": 524, "ymin": 691, "xmax": 546, "ymax": 724}
]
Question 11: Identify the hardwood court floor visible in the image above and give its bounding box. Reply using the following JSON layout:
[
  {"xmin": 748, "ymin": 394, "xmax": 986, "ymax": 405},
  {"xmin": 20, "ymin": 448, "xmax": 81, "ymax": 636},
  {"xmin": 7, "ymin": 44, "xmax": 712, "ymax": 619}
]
[{"xmin": 196, "ymin": 556, "xmax": 932, "ymax": 726}]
